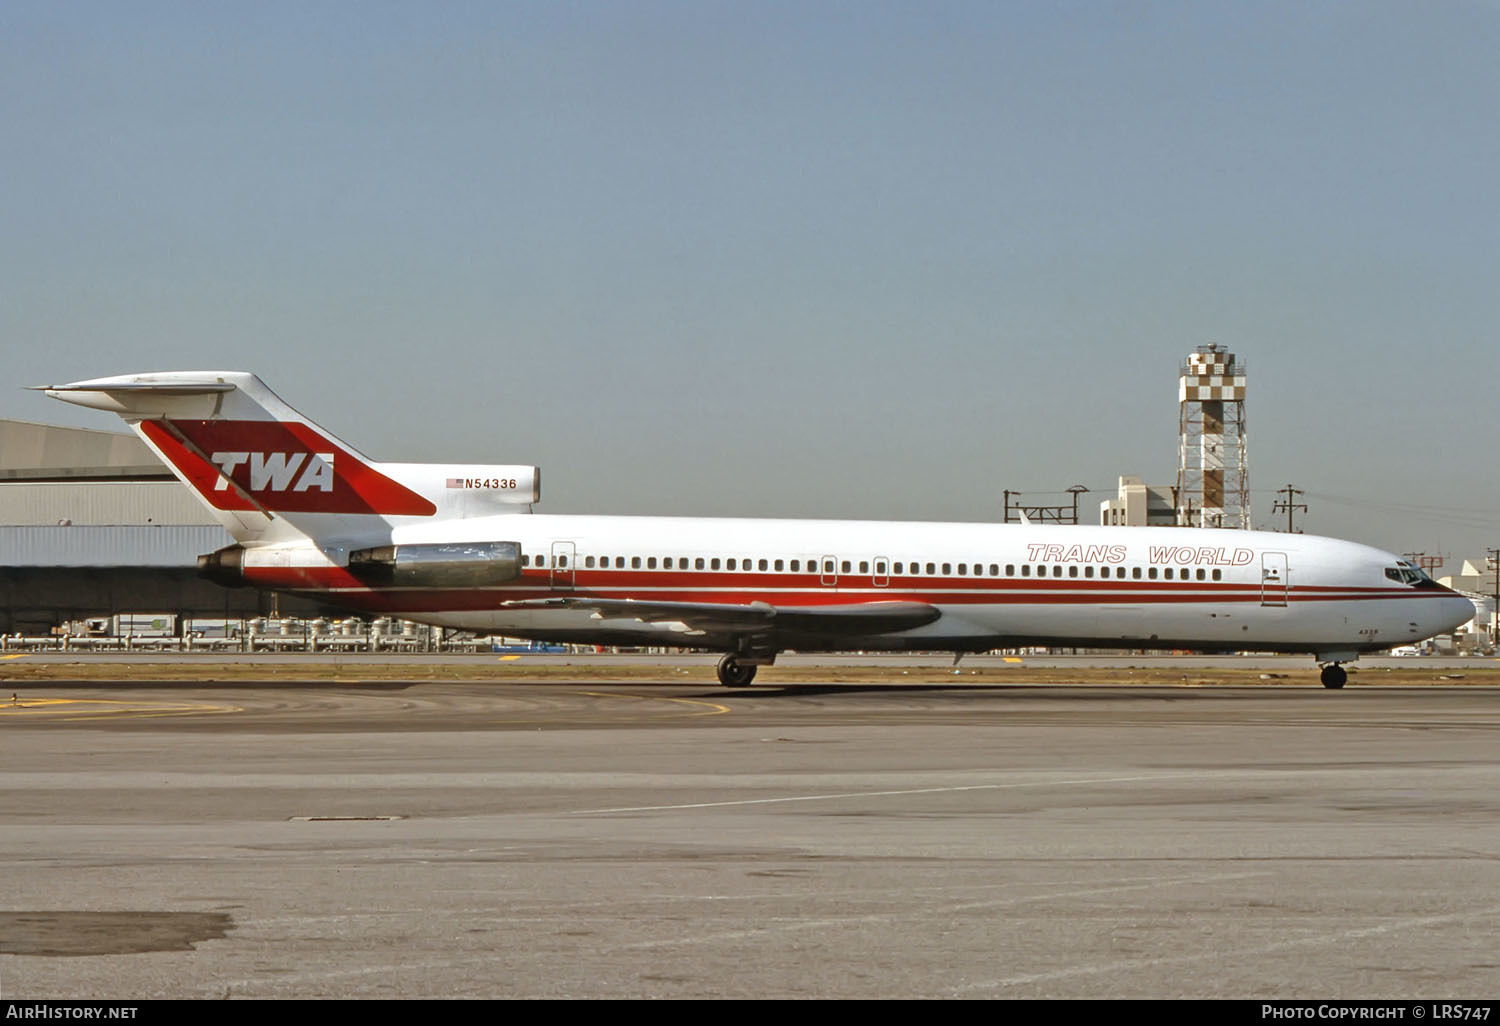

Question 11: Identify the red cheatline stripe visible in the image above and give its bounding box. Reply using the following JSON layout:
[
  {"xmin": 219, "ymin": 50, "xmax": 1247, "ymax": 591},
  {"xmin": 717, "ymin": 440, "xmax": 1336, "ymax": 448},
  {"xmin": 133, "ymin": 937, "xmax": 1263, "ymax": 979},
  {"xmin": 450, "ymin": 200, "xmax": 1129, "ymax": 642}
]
[
  {"xmin": 240, "ymin": 564, "xmax": 1427, "ymax": 597},
  {"xmin": 240, "ymin": 568, "xmax": 1442, "ymax": 613}
]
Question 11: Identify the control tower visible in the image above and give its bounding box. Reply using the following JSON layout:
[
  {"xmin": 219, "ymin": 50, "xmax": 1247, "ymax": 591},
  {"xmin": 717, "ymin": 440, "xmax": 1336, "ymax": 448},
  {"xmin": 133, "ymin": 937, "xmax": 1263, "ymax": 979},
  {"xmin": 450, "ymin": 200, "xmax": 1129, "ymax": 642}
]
[{"xmin": 1176, "ymin": 344, "xmax": 1249, "ymax": 529}]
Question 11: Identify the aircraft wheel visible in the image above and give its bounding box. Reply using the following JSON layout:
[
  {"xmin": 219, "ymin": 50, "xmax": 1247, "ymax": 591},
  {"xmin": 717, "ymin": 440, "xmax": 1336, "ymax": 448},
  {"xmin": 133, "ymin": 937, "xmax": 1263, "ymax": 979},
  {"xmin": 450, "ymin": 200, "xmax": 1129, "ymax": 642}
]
[
  {"xmin": 717, "ymin": 655, "xmax": 757, "ymax": 688},
  {"xmin": 1320, "ymin": 664, "xmax": 1347, "ymax": 689}
]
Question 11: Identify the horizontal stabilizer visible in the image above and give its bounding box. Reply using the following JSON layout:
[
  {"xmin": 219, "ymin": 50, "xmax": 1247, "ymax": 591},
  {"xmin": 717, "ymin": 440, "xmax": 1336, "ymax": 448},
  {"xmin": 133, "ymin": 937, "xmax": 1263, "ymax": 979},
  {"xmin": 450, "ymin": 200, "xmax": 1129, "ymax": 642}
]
[{"xmin": 37, "ymin": 382, "xmax": 236, "ymax": 393}]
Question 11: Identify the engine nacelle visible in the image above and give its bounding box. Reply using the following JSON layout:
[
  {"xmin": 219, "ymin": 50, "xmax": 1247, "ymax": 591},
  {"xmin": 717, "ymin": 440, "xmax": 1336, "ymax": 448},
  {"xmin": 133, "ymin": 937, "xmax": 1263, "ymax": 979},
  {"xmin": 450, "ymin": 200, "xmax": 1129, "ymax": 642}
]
[
  {"xmin": 198, "ymin": 544, "xmax": 248, "ymax": 587},
  {"xmin": 347, "ymin": 541, "xmax": 522, "ymax": 587},
  {"xmin": 383, "ymin": 464, "xmax": 541, "ymax": 517}
]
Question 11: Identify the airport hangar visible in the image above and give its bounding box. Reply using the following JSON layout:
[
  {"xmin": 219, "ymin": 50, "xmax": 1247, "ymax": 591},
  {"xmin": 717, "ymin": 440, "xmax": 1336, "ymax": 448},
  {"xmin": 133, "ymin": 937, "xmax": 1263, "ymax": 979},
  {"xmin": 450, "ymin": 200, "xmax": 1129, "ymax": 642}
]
[{"xmin": 0, "ymin": 418, "xmax": 330, "ymax": 635}]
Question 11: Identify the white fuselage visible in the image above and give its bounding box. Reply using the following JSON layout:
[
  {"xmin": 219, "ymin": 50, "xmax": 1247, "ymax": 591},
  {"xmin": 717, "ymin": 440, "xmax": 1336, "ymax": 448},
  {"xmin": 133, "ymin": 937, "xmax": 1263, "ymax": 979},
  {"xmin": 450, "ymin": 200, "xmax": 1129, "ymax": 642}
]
[{"xmin": 241, "ymin": 515, "xmax": 1472, "ymax": 660}]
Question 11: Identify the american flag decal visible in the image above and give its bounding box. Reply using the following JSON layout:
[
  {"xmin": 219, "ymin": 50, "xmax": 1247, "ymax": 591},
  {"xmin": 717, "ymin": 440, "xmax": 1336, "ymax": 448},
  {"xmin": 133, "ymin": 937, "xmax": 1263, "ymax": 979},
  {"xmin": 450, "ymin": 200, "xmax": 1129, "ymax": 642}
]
[{"xmin": 446, "ymin": 478, "xmax": 464, "ymax": 488}]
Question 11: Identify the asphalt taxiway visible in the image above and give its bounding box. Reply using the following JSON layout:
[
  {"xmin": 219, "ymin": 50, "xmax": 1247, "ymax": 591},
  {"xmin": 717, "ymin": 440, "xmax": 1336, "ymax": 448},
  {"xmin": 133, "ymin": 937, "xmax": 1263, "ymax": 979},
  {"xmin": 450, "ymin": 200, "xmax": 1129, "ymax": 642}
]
[{"xmin": 3, "ymin": 674, "xmax": 1499, "ymax": 998}]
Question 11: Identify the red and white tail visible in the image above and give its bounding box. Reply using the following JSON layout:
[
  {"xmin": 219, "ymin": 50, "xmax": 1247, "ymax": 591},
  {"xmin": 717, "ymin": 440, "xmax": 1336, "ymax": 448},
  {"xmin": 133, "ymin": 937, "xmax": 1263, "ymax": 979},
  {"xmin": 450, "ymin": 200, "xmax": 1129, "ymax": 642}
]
[{"xmin": 40, "ymin": 372, "xmax": 537, "ymax": 545}]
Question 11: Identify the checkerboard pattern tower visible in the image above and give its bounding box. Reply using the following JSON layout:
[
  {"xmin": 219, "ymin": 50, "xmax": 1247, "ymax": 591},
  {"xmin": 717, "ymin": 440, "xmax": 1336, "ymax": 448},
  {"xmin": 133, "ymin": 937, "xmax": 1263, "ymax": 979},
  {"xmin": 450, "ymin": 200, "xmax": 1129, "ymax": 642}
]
[{"xmin": 1176, "ymin": 344, "xmax": 1249, "ymax": 528}]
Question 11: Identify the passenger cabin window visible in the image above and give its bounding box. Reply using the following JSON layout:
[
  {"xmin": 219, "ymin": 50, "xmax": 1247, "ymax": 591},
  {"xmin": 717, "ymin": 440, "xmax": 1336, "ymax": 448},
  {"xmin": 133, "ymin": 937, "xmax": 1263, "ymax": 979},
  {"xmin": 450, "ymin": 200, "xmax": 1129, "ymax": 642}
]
[
  {"xmin": 774, "ymin": 559, "xmax": 783, "ymax": 571},
  {"xmin": 632, "ymin": 556, "xmax": 642, "ymax": 569},
  {"xmin": 648, "ymin": 557, "xmax": 657, "ymax": 569},
  {"xmin": 695, "ymin": 558, "xmax": 706, "ymax": 570},
  {"xmin": 1148, "ymin": 568, "xmax": 1158, "ymax": 580}
]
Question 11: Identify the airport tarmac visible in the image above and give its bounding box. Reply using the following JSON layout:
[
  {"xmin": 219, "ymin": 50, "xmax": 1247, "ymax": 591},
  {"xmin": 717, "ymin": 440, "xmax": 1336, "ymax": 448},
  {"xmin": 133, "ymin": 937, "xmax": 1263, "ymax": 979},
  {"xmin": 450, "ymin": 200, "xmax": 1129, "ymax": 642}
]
[{"xmin": 3, "ymin": 670, "xmax": 1500, "ymax": 999}]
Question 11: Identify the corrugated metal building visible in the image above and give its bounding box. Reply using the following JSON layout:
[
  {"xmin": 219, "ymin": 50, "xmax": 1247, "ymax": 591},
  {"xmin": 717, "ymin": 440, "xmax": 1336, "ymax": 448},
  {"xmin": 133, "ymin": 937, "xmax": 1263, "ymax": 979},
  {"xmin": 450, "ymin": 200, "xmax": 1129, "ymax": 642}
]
[
  {"xmin": 0, "ymin": 418, "xmax": 166, "ymax": 481},
  {"xmin": 0, "ymin": 525, "xmax": 232, "ymax": 566},
  {"xmin": 0, "ymin": 481, "xmax": 221, "ymax": 527},
  {"xmin": 0, "ymin": 419, "xmax": 331, "ymax": 632}
]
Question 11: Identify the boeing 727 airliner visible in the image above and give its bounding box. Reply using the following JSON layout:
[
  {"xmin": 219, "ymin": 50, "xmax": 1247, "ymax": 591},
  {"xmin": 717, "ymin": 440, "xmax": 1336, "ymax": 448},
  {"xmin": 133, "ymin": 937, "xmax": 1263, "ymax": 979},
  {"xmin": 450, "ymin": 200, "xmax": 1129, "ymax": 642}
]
[{"xmin": 39, "ymin": 372, "xmax": 1473, "ymax": 688}]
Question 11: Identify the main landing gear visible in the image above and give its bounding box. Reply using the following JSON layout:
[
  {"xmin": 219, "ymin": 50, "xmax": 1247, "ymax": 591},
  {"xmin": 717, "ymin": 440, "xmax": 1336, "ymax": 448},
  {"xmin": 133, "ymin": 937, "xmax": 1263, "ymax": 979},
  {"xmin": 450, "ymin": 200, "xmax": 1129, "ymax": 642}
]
[
  {"xmin": 716, "ymin": 654, "xmax": 757, "ymax": 688},
  {"xmin": 1320, "ymin": 664, "xmax": 1348, "ymax": 689}
]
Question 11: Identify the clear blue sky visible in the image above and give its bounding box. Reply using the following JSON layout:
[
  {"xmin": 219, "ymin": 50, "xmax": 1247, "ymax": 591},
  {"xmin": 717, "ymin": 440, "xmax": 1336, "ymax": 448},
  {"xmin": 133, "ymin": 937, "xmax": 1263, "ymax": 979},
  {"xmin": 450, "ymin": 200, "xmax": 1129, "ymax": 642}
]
[{"xmin": 4, "ymin": 1, "xmax": 1496, "ymax": 562}]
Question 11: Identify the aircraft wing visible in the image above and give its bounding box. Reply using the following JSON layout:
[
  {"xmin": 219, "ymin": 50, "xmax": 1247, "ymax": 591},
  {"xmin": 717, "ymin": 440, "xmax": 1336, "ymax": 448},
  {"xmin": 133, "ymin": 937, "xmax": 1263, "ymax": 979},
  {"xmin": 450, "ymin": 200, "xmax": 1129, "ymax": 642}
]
[{"xmin": 498, "ymin": 597, "xmax": 940, "ymax": 636}]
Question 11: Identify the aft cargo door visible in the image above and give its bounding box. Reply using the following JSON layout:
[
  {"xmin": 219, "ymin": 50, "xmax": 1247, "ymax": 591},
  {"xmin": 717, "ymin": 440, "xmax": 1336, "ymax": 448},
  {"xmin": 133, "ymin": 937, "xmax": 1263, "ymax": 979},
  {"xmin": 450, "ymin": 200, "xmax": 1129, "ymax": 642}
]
[{"xmin": 1261, "ymin": 552, "xmax": 1288, "ymax": 607}]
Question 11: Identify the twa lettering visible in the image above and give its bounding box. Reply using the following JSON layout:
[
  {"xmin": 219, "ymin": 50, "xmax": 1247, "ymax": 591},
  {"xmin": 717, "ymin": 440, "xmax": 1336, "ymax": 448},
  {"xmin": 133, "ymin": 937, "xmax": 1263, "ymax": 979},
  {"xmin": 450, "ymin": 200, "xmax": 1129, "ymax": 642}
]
[
  {"xmin": 211, "ymin": 451, "xmax": 335, "ymax": 492},
  {"xmin": 1148, "ymin": 545, "xmax": 1255, "ymax": 566}
]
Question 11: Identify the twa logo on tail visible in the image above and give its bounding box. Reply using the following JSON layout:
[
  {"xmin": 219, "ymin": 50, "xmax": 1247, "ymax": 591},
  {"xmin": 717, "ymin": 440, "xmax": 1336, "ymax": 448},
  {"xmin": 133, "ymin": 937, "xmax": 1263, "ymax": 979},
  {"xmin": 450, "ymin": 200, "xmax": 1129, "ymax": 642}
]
[
  {"xmin": 138, "ymin": 420, "xmax": 436, "ymax": 517},
  {"xmin": 210, "ymin": 451, "xmax": 335, "ymax": 492}
]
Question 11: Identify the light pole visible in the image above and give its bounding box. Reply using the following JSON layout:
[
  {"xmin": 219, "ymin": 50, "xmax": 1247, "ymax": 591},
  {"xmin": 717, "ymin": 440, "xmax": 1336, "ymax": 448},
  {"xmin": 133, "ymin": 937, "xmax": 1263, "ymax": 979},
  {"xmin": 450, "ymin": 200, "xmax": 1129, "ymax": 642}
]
[{"xmin": 1488, "ymin": 549, "xmax": 1499, "ymax": 649}]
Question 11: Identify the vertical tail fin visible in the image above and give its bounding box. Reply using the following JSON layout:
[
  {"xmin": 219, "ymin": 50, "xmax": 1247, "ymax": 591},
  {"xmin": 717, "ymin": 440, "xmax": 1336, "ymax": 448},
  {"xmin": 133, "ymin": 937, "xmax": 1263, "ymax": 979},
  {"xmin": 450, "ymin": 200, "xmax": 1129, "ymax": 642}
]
[{"xmin": 39, "ymin": 371, "xmax": 435, "ymax": 544}]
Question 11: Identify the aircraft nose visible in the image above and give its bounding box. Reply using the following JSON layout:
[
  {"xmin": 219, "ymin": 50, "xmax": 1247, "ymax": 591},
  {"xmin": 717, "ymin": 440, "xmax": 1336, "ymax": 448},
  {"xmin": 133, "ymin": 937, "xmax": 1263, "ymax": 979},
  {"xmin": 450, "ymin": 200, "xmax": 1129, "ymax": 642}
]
[{"xmin": 1437, "ymin": 592, "xmax": 1477, "ymax": 634}]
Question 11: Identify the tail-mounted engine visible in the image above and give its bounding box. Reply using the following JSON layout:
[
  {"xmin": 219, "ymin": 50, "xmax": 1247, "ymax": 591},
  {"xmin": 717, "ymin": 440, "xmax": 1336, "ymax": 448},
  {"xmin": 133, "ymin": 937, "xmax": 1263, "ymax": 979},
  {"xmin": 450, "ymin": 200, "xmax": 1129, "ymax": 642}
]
[
  {"xmin": 198, "ymin": 540, "xmax": 525, "ymax": 589},
  {"xmin": 347, "ymin": 541, "xmax": 522, "ymax": 587},
  {"xmin": 198, "ymin": 544, "xmax": 248, "ymax": 587}
]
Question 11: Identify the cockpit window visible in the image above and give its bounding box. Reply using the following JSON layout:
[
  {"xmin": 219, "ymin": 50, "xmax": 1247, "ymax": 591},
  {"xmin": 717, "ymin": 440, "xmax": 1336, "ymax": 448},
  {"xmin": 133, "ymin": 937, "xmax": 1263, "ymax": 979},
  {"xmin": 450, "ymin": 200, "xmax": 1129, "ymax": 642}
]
[{"xmin": 1385, "ymin": 564, "xmax": 1433, "ymax": 586}]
